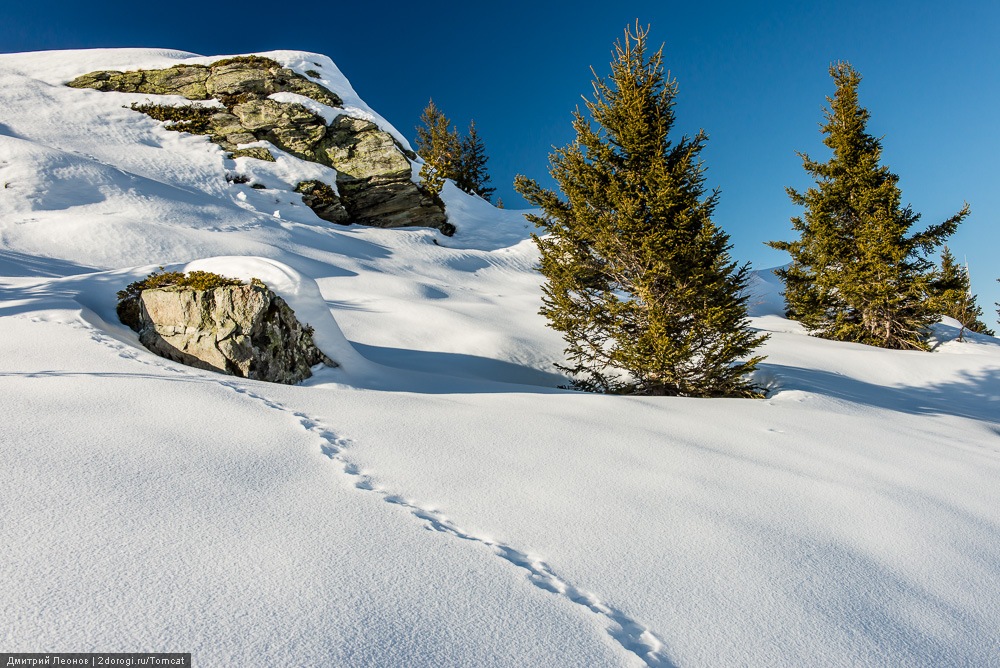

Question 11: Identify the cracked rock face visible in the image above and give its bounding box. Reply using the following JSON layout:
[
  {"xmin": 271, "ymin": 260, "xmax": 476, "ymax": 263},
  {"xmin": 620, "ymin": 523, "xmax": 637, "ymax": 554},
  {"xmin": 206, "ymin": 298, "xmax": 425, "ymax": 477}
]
[
  {"xmin": 67, "ymin": 56, "xmax": 452, "ymax": 235},
  {"xmin": 323, "ymin": 116, "xmax": 411, "ymax": 178},
  {"xmin": 294, "ymin": 180, "xmax": 350, "ymax": 225},
  {"xmin": 230, "ymin": 98, "xmax": 328, "ymax": 158},
  {"xmin": 321, "ymin": 116, "xmax": 452, "ymax": 232},
  {"xmin": 118, "ymin": 283, "xmax": 335, "ymax": 384}
]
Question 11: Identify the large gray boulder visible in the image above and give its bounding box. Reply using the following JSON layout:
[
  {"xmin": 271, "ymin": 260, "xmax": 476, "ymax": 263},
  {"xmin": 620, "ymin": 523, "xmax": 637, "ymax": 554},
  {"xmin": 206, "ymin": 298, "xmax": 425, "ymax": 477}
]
[
  {"xmin": 67, "ymin": 56, "xmax": 452, "ymax": 235},
  {"xmin": 118, "ymin": 282, "xmax": 335, "ymax": 384}
]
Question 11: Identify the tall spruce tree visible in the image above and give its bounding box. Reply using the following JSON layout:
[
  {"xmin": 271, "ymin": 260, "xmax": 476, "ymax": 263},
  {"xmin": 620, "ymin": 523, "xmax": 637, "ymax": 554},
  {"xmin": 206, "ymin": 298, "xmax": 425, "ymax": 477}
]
[
  {"xmin": 930, "ymin": 247, "xmax": 994, "ymax": 337},
  {"xmin": 768, "ymin": 63, "xmax": 969, "ymax": 350},
  {"xmin": 514, "ymin": 24, "xmax": 766, "ymax": 397},
  {"xmin": 415, "ymin": 99, "xmax": 459, "ymax": 196},
  {"xmin": 456, "ymin": 120, "xmax": 495, "ymax": 202}
]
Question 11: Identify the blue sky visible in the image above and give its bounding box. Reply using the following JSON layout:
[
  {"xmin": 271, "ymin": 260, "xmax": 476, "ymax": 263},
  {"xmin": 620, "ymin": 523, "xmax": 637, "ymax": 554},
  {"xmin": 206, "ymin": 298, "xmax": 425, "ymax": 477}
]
[{"xmin": 2, "ymin": 0, "xmax": 998, "ymax": 316}]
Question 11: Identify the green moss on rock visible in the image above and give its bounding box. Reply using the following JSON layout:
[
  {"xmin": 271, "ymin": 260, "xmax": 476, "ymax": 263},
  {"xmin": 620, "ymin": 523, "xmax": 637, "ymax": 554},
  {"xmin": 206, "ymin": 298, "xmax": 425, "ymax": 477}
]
[
  {"xmin": 129, "ymin": 103, "xmax": 218, "ymax": 135},
  {"xmin": 230, "ymin": 147, "xmax": 275, "ymax": 161},
  {"xmin": 209, "ymin": 55, "xmax": 283, "ymax": 70},
  {"xmin": 118, "ymin": 270, "xmax": 245, "ymax": 302},
  {"xmin": 294, "ymin": 180, "xmax": 349, "ymax": 225}
]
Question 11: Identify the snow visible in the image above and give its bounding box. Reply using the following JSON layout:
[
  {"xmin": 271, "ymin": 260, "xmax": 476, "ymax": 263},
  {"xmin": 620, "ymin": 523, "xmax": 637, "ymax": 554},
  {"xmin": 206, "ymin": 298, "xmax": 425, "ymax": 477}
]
[{"xmin": 2, "ymin": 48, "xmax": 999, "ymax": 667}]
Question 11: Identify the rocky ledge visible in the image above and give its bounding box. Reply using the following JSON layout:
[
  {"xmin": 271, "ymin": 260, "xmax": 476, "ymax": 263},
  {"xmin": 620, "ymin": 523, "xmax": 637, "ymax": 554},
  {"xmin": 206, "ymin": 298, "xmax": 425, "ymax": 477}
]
[
  {"xmin": 118, "ymin": 275, "xmax": 335, "ymax": 384},
  {"xmin": 69, "ymin": 56, "xmax": 452, "ymax": 235}
]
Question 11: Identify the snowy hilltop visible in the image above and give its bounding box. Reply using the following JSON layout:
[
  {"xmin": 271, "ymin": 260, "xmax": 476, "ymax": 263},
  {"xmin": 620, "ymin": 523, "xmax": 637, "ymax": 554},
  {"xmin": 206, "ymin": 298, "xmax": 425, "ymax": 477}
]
[{"xmin": 1, "ymin": 49, "xmax": 999, "ymax": 667}]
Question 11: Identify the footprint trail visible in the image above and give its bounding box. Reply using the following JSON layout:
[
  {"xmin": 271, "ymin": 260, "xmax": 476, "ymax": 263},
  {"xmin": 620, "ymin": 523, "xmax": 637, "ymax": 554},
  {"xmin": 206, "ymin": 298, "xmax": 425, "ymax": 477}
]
[{"xmin": 81, "ymin": 318, "xmax": 678, "ymax": 668}]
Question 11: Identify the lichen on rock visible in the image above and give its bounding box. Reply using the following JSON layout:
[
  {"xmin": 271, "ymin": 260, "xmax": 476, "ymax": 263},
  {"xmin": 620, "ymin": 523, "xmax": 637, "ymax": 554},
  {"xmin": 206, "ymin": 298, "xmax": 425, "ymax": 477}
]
[
  {"xmin": 322, "ymin": 116, "xmax": 411, "ymax": 179},
  {"xmin": 207, "ymin": 56, "xmax": 342, "ymax": 108},
  {"xmin": 67, "ymin": 64, "xmax": 211, "ymax": 98},
  {"xmin": 230, "ymin": 99, "xmax": 328, "ymax": 159},
  {"xmin": 67, "ymin": 57, "xmax": 342, "ymax": 107},
  {"xmin": 117, "ymin": 271, "xmax": 335, "ymax": 384}
]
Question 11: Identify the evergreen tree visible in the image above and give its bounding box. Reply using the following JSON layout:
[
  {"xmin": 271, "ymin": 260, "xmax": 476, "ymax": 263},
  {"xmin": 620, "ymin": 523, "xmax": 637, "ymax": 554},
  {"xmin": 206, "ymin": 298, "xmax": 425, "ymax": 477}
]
[
  {"xmin": 455, "ymin": 120, "xmax": 495, "ymax": 202},
  {"xmin": 930, "ymin": 247, "xmax": 994, "ymax": 337},
  {"xmin": 514, "ymin": 23, "xmax": 767, "ymax": 397},
  {"xmin": 415, "ymin": 99, "xmax": 459, "ymax": 196},
  {"xmin": 417, "ymin": 160, "xmax": 447, "ymax": 198},
  {"xmin": 768, "ymin": 63, "xmax": 968, "ymax": 350}
]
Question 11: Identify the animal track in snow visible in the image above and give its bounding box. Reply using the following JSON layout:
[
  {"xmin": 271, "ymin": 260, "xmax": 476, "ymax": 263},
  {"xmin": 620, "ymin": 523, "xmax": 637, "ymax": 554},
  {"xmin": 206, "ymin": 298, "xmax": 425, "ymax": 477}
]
[{"xmin": 80, "ymin": 320, "xmax": 678, "ymax": 668}]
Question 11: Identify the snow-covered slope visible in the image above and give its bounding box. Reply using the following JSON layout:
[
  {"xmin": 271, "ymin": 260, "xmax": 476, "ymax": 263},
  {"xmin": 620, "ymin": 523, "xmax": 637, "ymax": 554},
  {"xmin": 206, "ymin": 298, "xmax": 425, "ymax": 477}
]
[{"xmin": 2, "ymin": 49, "xmax": 998, "ymax": 668}]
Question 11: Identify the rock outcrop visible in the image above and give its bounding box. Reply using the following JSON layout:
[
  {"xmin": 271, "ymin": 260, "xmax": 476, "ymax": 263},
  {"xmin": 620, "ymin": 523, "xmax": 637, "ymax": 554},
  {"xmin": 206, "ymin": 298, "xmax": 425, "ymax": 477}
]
[
  {"xmin": 68, "ymin": 56, "xmax": 452, "ymax": 234},
  {"xmin": 67, "ymin": 56, "xmax": 342, "ymax": 107},
  {"xmin": 118, "ymin": 281, "xmax": 335, "ymax": 384},
  {"xmin": 324, "ymin": 116, "xmax": 451, "ymax": 231}
]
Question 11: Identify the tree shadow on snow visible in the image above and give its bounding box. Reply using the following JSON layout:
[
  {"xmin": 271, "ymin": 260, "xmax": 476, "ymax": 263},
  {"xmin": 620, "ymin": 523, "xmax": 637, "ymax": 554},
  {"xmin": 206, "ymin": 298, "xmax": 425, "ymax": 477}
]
[
  {"xmin": 346, "ymin": 343, "xmax": 570, "ymax": 393},
  {"xmin": 761, "ymin": 362, "xmax": 1000, "ymax": 424},
  {"xmin": 0, "ymin": 249, "xmax": 98, "ymax": 278}
]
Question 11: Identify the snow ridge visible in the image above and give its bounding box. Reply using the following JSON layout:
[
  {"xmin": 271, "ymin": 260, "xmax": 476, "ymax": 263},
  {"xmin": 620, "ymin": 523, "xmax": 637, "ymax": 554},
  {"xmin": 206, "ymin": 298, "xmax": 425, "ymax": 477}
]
[{"xmin": 77, "ymin": 317, "xmax": 675, "ymax": 667}]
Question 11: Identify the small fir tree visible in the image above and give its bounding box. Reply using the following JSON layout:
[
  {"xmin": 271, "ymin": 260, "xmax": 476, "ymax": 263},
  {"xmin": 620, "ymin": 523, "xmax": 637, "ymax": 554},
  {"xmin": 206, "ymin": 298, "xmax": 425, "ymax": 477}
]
[
  {"xmin": 930, "ymin": 247, "xmax": 994, "ymax": 338},
  {"xmin": 456, "ymin": 120, "xmax": 495, "ymax": 202},
  {"xmin": 514, "ymin": 23, "xmax": 767, "ymax": 397},
  {"xmin": 768, "ymin": 63, "xmax": 969, "ymax": 350},
  {"xmin": 415, "ymin": 99, "xmax": 460, "ymax": 196},
  {"xmin": 417, "ymin": 162, "xmax": 447, "ymax": 198}
]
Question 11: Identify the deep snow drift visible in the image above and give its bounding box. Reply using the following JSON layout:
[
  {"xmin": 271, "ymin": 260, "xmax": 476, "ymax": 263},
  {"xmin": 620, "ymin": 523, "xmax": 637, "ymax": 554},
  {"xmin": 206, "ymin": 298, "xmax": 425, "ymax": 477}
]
[{"xmin": 2, "ymin": 49, "xmax": 999, "ymax": 668}]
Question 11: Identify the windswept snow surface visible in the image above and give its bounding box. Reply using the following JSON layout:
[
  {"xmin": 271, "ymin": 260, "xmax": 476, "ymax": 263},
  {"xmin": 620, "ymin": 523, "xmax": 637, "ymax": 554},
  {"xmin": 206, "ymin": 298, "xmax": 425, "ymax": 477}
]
[{"xmin": 2, "ymin": 49, "xmax": 999, "ymax": 667}]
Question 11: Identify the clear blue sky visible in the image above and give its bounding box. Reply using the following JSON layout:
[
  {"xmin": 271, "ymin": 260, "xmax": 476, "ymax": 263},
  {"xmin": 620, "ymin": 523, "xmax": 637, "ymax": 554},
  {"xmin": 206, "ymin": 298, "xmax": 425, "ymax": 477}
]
[{"xmin": 3, "ymin": 0, "xmax": 998, "ymax": 317}]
